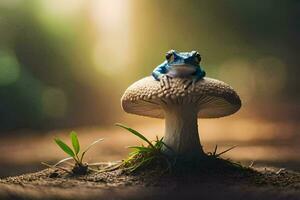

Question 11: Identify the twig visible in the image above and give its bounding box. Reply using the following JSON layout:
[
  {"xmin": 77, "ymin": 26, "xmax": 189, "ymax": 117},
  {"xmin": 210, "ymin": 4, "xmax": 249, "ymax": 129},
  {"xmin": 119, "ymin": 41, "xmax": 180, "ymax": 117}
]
[
  {"xmin": 249, "ymin": 160, "xmax": 255, "ymax": 168},
  {"xmin": 276, "ymin": 168, "xmax": 285, "ymax": 174},
  {"xmin": 215, "ymin": 145, "xmax": 237, "ymax": 157},
  {"xmin": 41, "ymin": 162, "xmax": 72, "ymax": 174}
]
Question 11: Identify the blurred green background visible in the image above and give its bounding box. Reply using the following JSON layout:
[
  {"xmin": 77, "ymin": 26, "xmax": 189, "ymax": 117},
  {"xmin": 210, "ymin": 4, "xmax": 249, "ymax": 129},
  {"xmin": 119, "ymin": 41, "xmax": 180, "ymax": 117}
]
[
  {"xmin": 0, "ymin": 0, "xmax": 299, "ymax": 131},
  {"xmin": 1, "ymin": 0, "xmax": 300, "ymax": 178}
]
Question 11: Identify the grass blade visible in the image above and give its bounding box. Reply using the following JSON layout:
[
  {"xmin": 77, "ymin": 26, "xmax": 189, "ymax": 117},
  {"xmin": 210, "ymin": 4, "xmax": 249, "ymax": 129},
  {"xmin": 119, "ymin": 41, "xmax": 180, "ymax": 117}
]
[
  {"xmin": 160, "ymin": 141, "xmax": 174, "ymax": 153},
  {"xmin": 213, "ymin": 145, "xmax": 218, "ymax": 156},
  {"xmin": 154, "ymin": 138, "xmax": 164, "ymax": 149},
  {"xmin": 128, "ymin": 156, "xmax": 155, "ymax": 172},
  {"xmin": 41, "ymin": 162, "xmax": 72, "ymax": 174},
  {"xmin": 81, "ymin": 138, "xmax": 104, "ymax": 160},
  {"xmin": 54, "ymin": 138, "xmax": 75, "ymax": 157},
  {"xmin": 127, "ymin": 146, "xmax": 152, "ymax": 151},
  {"xmin": 116, "ymin": 123, "xmax": 154, "ymax": 148},
  {"xmin": 215, "ymin": 145, "xmax": 237, "ymax": 157},
  {"xmin": 53, "ymin": 157, "xmax": 73, "ymax": 167},
  {"xmin": 70, "ymin": 131, "xmax": 80, "ymax": 155}
]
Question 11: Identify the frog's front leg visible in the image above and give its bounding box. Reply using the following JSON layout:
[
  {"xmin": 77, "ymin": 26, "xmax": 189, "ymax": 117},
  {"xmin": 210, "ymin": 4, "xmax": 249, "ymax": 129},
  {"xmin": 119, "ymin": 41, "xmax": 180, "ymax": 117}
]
[
  {"xmin": 152, "ymin": 63, "xmax": 167, "ymax": 81},
  {"xmin": 152, "ymin": 70, "xmax": 162, "ymax": 81},
  {"xmin": 159, "ymin": 74, "xmax": 172, "ymax": 89},
  {"xmin": 194, "ymin": 67, "xmax": 206, "ymax": 81},
  {"xmin": 191, "ymin": 68, "xmax": 206, "ymax": 90},
  {"xmin": 152, "ymin": 63, "xmax": 172, "ymax": 88},
  {"xmin": 184, "ymin": 68, "xmax": 206, "ymax": 90}
]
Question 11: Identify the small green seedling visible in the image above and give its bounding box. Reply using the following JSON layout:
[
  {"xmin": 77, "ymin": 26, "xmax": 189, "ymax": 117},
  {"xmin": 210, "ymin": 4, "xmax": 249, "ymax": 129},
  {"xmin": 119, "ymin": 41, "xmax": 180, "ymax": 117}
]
[
  {"xmin": 116, "ymin": 123, "xmax": 172, "ymax": 173},
  {"xmin": 43, "ymin": 131, "xmax": 103, "ymax": 175}
]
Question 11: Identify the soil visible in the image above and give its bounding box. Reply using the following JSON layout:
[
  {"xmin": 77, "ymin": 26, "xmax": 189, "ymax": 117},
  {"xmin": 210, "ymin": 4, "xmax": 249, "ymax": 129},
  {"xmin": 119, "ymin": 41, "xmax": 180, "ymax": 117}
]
[{"xmin": 1, "ymin": 160, "xmax": 300, "ymax": 200}]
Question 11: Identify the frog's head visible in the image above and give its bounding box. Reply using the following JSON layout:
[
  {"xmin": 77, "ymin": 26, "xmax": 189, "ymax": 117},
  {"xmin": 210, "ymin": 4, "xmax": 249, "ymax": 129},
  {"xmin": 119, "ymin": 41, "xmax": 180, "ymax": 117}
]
[{"xmin": 165, "ymin": 50, "xmax": 201, "ymax": 68}]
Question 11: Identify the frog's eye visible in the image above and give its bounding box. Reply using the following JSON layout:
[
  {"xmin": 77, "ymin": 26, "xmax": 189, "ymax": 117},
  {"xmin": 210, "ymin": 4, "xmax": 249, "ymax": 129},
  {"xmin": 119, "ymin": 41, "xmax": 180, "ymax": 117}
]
[
  {"xmin": 193, "ymin": 52, "xmax": 201, "ymax": 63},
  {"xmin": 166, "ymin": 50, "xmax": 175, "ymax": 62}
]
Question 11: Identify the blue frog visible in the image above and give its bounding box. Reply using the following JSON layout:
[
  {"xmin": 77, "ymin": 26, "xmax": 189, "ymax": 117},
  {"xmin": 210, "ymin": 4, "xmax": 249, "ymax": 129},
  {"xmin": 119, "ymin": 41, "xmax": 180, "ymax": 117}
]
[{"xmin": 152, "ymin": 50, "xmax": 206, "ymax": 86}]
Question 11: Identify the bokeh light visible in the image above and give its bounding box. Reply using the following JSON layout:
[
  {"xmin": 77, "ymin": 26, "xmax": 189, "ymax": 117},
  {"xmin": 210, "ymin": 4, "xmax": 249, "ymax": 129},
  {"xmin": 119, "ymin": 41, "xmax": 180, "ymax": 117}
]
[
  {"xmin": 255, "ymin": 57, "xmax": 286, "ymax": 97},
  {"xmin": 0, "ymin": 51, "xmax": 20, "ymax": 86},
  {"xmin": 91, "ymin": 0, "xmax": 133, "ymax": 77},
  {"xmin": 218, "ymin": 58, "xmax": 256, "ymax": 103},
  {"xmin": 42, "ymin": 87, "xmax": 67, "ymax": 119}
]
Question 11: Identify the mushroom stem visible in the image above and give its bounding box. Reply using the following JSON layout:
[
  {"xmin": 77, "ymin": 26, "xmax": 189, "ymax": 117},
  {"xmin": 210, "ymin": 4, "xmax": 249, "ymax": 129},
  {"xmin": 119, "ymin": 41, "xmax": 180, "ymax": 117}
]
[{"xmin": 163, "ymin": 104, "xmax": 205, "ymax": 158}]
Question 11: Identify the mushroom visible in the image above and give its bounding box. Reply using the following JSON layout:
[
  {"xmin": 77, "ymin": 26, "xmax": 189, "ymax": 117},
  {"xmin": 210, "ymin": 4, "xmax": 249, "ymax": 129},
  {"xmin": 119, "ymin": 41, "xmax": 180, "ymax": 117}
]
[{"xmin": 121, "ymin": 76, "xmax": 241, "ymax": 159}]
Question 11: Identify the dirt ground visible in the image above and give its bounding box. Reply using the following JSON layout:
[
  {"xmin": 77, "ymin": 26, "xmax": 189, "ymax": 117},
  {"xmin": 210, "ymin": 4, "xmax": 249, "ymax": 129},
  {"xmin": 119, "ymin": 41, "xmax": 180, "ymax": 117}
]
[
  {"xmin": 1, "ymin": 163, "xmax": 300, "ymax": 200},
  {"xmin": 1, "ymin": 115, "xmax": 300, "ymax": 199}
]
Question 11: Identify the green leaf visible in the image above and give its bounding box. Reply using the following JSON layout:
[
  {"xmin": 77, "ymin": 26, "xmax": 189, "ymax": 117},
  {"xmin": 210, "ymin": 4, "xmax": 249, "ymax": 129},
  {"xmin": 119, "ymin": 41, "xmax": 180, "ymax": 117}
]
[
  {"xmin": 70, "ymin": 131, "xmax": 80, "ymax": 155},
  {"xmin": 54, "ymin": 138, "xmax": 75, "ymax": 157},
  {"xmin": 115, "ymin": 123, "xmax": 154, "ymax": 148}
]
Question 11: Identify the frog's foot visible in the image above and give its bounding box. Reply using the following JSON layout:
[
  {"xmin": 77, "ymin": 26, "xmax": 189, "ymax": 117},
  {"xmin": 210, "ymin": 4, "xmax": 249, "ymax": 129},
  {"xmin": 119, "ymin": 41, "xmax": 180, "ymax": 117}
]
[
  {"xmin": 160, "ymin": 75, "xmax": 171, "ymax": 89},
  {"xmin": 191, "ymin": 78, "xmax": 198, "ymax": 90},
  {"xmin": 183, "ymin": 78, "xmax": 199, "ymax": 90},
  {"xmin": 183, "ymin": 79, "xmax": 192, "ymax": 90}
]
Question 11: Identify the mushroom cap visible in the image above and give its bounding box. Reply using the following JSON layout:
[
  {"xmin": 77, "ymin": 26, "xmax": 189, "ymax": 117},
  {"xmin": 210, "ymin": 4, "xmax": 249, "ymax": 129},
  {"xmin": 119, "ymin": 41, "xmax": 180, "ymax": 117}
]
[{"xmin": 121, "ymin": 76, "xmax": 241, "ymax": 118}]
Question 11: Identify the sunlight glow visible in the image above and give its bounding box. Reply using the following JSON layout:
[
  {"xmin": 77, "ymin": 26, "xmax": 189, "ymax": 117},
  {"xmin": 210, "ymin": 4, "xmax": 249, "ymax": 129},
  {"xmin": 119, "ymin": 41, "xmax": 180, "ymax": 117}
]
[
  {"xmin": 91, "ymin": 0, "xmax": 132, "ymax": 76},
  {"xmin": 40, "ymin": 0, "xmax": 83, "ymax": 18}
]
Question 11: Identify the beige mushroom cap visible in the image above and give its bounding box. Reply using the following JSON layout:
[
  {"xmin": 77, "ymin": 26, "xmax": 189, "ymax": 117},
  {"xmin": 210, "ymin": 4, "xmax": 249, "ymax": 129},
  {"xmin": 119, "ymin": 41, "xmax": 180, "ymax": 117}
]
[{"xmin": 121, "ymin": 76, "xmax": 241, "ymax": 118}]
